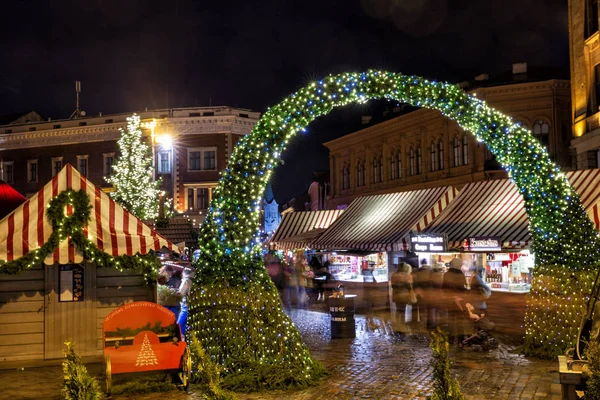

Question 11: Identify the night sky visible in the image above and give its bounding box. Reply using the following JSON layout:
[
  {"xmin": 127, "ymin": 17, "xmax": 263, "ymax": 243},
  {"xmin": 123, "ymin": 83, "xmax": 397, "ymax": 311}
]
[{"xmin": 0, "ymin": 0, "xmax": 569, "ymax": 204}]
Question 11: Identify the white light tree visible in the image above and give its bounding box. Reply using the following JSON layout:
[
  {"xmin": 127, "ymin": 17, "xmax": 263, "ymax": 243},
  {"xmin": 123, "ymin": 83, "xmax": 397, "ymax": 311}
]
[{"xmin": 106, "ymin": 114, "xmax": 164, "ymax": 220}]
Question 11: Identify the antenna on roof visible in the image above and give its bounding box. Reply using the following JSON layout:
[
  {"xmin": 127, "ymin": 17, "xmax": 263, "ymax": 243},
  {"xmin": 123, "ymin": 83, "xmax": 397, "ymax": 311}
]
[{"xmin": 69, "ymin": 81, "xmax": 86, "ymax": 119}]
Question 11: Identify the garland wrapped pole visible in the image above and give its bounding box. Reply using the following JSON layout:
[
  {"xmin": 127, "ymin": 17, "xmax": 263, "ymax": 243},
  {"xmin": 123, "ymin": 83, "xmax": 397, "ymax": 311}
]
[{"xmin": 189, "ymin": 70, "xmax": 600, "ymax": 389}]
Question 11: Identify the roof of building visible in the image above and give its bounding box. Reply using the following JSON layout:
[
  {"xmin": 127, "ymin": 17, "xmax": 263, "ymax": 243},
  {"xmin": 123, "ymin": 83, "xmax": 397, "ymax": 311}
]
[
  {"xmin": 153, "ymin": 217, "xmax": 199, "ymax": 250},
  {"xmin": 0, "ymin": 111, "xmax": 44, "ymax": 126}
]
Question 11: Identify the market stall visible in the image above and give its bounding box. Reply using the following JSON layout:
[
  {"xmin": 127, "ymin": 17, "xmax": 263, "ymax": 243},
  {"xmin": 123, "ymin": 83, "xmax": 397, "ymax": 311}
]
[
  {"xmin": 0, "ymin": 164, "xmax": 178, "ymax": 362},
  {"xmin": 311, "ymin": 186, "xmax": 458, "ymax": 310}
]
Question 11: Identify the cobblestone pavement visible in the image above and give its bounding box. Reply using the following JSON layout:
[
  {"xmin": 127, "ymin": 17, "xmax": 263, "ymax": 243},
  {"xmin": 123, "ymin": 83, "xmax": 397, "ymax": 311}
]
[{"xmin": 0, "ymin": 306, "xmax": 562, "ymax": 400}]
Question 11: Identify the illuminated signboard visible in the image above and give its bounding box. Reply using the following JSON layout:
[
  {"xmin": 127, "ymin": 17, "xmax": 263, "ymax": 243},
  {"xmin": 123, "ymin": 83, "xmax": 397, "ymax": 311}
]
[
  {"xmin": 409, "ymin": 233, "xmax": 447, "ymax": 252},
  {"xmin": 464, "ymin": 237, "xmax": 501, "ymax": 252}
]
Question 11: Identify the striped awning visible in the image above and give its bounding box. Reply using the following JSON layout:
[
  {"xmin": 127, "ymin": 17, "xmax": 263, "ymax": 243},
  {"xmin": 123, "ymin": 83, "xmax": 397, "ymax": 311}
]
[
  {"xmin": 267, "ymin": 210, "xmax": 343, "ymax": 250},
  {"xmin": 312, "ymin": 186, "xmax": 458, "ymax": 252},
  {"xmin": 0, "ymin": 164, "xmax": 178, "ymax": 265},
  {"xmin": 566, "ymin": 169, "xmax": 600, "ymax": 230},
  {"xmin": 422, "ymin": 169, "xmax": 600, "ymax": 251},
  {"xmin": 422, "ymin": 179, "xmax": 529, "ymax": 250}
]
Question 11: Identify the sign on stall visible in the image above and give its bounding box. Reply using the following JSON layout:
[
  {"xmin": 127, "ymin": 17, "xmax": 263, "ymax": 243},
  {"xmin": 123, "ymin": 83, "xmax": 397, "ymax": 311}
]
[
  {"xmin": 410, "ymin": 233, "xmax": 447, "ymax": 252},
  {"xmin": 464, "ymin": 237, "xmax": 501, "ymax": 252}
]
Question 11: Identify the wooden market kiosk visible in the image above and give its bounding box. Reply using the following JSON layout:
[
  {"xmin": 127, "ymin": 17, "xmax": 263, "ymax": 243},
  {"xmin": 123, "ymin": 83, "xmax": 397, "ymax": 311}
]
[{"xmin": 0, "ymin": 164, "xmax": 178, "ymax": 362}]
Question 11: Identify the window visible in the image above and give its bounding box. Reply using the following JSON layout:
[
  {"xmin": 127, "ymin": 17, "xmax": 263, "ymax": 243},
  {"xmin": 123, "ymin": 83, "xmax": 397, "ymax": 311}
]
[
  {"xmin": 189, "ymin": 112, "xmax": 201, "ymax": 117},
  {"xmin": 453, "ymin": 136, "xmax": 461, "ymax": 167},
  {"xmin": 462, "ymin": 136, "xmax": 469, "ymax": 165},
  {"xmin": 357, "ymin": 161, "xmax": 366, "ymax": 187},
  {"xmin": 52, "ymin": 157, "xmax": 63, "ymax": 177},
  {"xmin": 204, "ymin": 150, "xmax": 216, "ymax": 170},
  {"xmin": 196, "ymin": 188, "xmax": 209, "ymax": 209},
  {"xmin": 416, "ymin": 146, "xmax": 422, "ymax": 175},
  {"xmin": 103, "ymin": 153, "xmax": 114, "ymax": 177},
  {"xmin": 27, "ymin": 160, "xmax": 38, "ymax": 182},
  {"xmin": 397, "ymin": 151, "xmax": 402, "ymax": 179},
  {"xmin": 438, "ymin": 140, "xmax": 444, "ymax": 170},
  {"xmin": 188, "ymin": 147, "xmax": 217, "ymax": 171},
  {"xmin": 187, "ymin": 187, "xmax": 212, "ymax": 210},
  {"xmin": 342, "ymin": 164, "xmax": 350, "ymax": 190},
  {"xmin": 158, "ymin": 151, "xmax": 171, "ymax": 173},
  {"xmin": 53, "ymin": 124, "xmax": 61, "ymax": 129},
  {"xmin": 410, "ymin": 148, "xmax": 416, "ymax": 176},
  {"xmin": 378, "ymin": 156, "xmax": 383, "ymax": 182},
  {"xmin": 4, "ymin": 162, "xmax": 13, "ymax": 183},
  {"xmin": 79, "ymin": 122, "xmax": 87, "ymax": 126},
  {"xmin": 203, "ymin": 111, "xmax": 214, "ymax": 116},
  {"xmin": 586, "ymin": 0, "xmax": 599, "ymax": 39},
  {"xmin": 430, "ymin": 143, "xmax": 437, "ymax": 172},
  {"xmin": 4, "ymin": 129, "xmax": 12, "ymax": 134},
  {"xmin": 533, "ymin": 120, "xmax": 550, "ymax": 147},
  {"xmin": 390, "ymin": 154, "xmax": 396, "ymax": 180},
  {"xmin": 372, "ymin": 157, "xmax": 378, "ymax": 183},
  {"xmin": 77, "ymin": 155, "xmax": 88, "ymax": 176},
  {"xmin": 239, "ymin": 113, "xmax": 249, "ymax": 118},
  {"xmin": 29, "ymin": 127, "xmax": 36, "ymax": 132},
  {"xmin": 104, "ymin": 119, "xmax": 114, "ymax": 124}
]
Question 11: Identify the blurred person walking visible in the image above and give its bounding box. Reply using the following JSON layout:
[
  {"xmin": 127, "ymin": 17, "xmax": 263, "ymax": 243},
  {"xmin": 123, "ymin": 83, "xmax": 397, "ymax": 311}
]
[
  {"xmin": 414, "ymin": 258, "xmax": 435, "ymax": 330},
  {"xmin": 442, "ymin": 257, "xmax": 468, "ymax": 343},
  {"xmin": 469, "ymin": 265, "xmax": 492, "ymax": 316},
  {"xmin": 391, "ymin": 263, "xmax": 416, "ymax": 331}
]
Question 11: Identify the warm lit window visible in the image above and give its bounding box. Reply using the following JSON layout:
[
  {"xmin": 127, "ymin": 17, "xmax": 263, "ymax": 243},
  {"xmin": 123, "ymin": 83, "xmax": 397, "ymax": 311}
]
[
  {"xmin": 27, "ymin": 159, "xmax": 38, "ymax": 182},
  {"xmin": 188, "ymin": 147, "xmax": 217, "ymax": 171},
  {"xmin": 462, "ymin": 135, "xmax": 469, "ymax": 165},
  {"xmin": 533, "ymin": 120, "xmax": 550, "ymax": 147},
  {"xmin": 438, "ymin": 140, "xmax": 444, "ymax": 170},
  {"xmin": 52, "ymin": 157, "xmax": 63, "ymax": 177},
  {"xmin": 453, "ymin": 136, "xmax": 460, "ymax": 167},
  {"xmin": 77, "ymin": 155, "xmax": 88, "ymax": 177}
]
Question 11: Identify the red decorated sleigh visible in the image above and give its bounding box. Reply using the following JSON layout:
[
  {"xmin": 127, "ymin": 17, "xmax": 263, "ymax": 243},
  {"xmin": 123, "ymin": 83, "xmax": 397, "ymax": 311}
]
[{"xmin": 102, "ymin": 301, "xmax": 191, "ymax": 395}]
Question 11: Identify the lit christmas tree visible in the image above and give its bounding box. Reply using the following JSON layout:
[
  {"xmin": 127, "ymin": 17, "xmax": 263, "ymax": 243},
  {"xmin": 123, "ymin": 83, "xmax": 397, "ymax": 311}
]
[
  {"xmin": 189, "ymin": 70, "xmax": 600, "ymax": 392},
  {"xmin": 106, "ymin": 114, "xmax": 164, "ymax": 220},
  {"xmin": 135, "ymin": 333, "xmax": 158, "ymax": 366}
]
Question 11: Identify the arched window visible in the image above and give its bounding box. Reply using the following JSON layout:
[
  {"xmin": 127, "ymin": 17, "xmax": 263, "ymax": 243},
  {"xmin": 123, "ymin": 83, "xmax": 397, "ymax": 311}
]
[
  {"xmin": 378, "ymin": 156, "xmax": 383, "ymax": 183},
  {"xmin": 462, "ymin": 135, "xmax": 469, "ymax": 165},
  {"xmin": 397, "ymin": 150, "xmax": 402, "ymax": 179},
  {"xmin": 430, "ymin": 142, "xmax": 437, "ymax": 172},
  {"xmin": 533, "ymin": 120, "xmax": 550, "ymax": 147},
  {"xmin": 438, "ymin": 140, "xmax": 444, "ymax": 170},
  {"xmin": 416, "ymin": 146, "xmax": 422, "ymax": 175},
  {"xmin": 342, "ymin": 164, "xmax": 349, "ymax": 190},
  {"xmin": 409, "ymin": 148, "xmax": 416, "ymax": 176},
  {"xmin": 372, "ymin": 157, "xmax": 378, "ymax": 183},
  {"xmin": 453, "ymin": 136, "xmax": 460, "ymax": 167},
  {"xmin": 356, "ymin": 162, "xmax": 363, "ymax": 187},
  {"xmin": 390, "ymin": 153, "xmax": 396, "ymax": 180}
]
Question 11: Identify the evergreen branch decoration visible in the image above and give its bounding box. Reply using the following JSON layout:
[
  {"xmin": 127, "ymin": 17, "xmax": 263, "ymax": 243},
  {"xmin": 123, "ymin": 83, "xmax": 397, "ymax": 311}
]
[
  {"xmin": 0, "ymin": 189, "xmax": 160, "ymax": 282},
  {"xmin": 189, "ymin": 68, "xmax": 600, "ymax": 390}
]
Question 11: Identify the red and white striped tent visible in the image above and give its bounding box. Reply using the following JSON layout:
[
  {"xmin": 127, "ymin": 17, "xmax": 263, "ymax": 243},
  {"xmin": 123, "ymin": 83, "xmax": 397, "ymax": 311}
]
[
  {"xmin": 422, "ymin": 169, "xmax": 600, "ymax": 250},
  {"xmin": 266, "ymin": 209, "xmax": 343, "ymax": 250},
  {"xmin": 312, "ymin": 186, "xmax": 458, "ymax": 252},
  {"xmin": 0, "ymin": 164, "xmax": 178, "ymax": 265}
]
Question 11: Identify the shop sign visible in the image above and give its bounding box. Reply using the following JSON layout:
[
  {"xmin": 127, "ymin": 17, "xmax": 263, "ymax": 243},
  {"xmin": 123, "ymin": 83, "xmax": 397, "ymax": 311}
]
[
  {"xmin": 464, "ymin": 237, "xmax": 501, "ymax": 252},
  {"xmin": 409, "ymin": 233, "xmax": 447, "ymax": 252}
]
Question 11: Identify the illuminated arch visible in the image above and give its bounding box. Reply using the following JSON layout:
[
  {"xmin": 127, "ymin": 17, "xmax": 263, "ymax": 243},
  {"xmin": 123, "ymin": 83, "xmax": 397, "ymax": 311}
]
[{"xmin": 191, "ymin": 71, "xmax": 600, "ymax": 388}]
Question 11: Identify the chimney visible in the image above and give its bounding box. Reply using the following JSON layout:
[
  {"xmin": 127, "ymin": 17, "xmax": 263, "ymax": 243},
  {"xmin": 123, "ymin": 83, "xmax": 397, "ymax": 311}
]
[
  {"xmin": 512, "ymin": 62, "xmax": 527, "ymax": 74},
  {"xmin": 474, "ymin": 74, "xmax": 489, "ymax": 81}
]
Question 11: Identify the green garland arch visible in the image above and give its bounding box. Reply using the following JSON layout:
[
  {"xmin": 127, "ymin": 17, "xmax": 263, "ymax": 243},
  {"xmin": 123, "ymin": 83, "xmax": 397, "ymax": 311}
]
[
  {"xmin": 0, "ymin": 189, "xmax": 160, "ymax": 282},
  {"xmin": 190, "ymin": 69, "xmax": 600, "ymax": 389}
]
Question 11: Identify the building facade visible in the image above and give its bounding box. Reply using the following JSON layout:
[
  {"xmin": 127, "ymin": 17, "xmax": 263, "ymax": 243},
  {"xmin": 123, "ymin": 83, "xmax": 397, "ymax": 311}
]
[
  {"xmin": 324, "ymin": 70, "xmax": 572, "ymax": 209},
  {"xmin": 0, "ymin": 107, "xmax": 260, "ymax": 219},
  {"xmin": 568, "ymin": 0, "xmax": 600, "ymax": 169}
]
